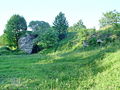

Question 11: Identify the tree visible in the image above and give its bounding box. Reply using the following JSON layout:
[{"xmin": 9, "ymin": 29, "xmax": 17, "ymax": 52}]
[
  {"xmin": 28, "ymin": 20, "xmax": 58, "ymax": 49},
  {"xmin": 28, "ymin": 21, "xmax": 50, "ymax": 32},
  {"xmin": 99, "ymin": 10, "xmax": 120, "ymax": 28},
  {"xmin": 73, "ymin": 19, "xmax": 86, "ymax": 30},
  {"xmin": 4, "ymin": 14, "xmax": 27, "ymax": 48},
  {"xmin": 53, "ymin": 12, "xmax": 69, "ymax": 40}
]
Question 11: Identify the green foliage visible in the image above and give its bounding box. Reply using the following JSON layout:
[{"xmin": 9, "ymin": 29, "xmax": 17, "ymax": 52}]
[
  {"xmin": 33, "ymin": 28, "xmax": 58, "ymax": 48},
  {"xmin": 56, "ymin": 27, "xmax": 96, "ymax": 51},
  {"xmin": 28, "ymin": 21, "xmax": 55, "ymax": 49},
  {"xmin": 87, "ymin": 28, "xmax": 120, "ymax": 46},
  {"xmin": 4, "ymin": 14, "xmax": 27, "ymax": 48},
  {"xmin": 28, "ymin": 21, "xmax": 50, "ymax": 32},
  {"xmin": 53, "ymin": 12, "xmax": 69, "ymax": 40},
  {"xmin": 0, "ymin": 34, "xmax": 8, "ymax": 46},
  {"xmin": 99, "ymin": 10, "xmax": 120, "ymax": 28},
  {"xmin": 73, "ymin": 19, "xmax": 86, "ymax": 30}
]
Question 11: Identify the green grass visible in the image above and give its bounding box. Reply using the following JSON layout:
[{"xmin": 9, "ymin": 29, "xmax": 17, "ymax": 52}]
[
  {"xmin": 0, "ymin": 40, "xmax": 120, "ymax": 90},
  {"xmin": 0, "ymin": 28, "xmax": 120, "ymax": 89}
]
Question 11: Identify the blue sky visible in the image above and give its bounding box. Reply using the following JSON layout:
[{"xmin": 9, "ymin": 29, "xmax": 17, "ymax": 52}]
[{"xmin": 0, "ymin": 0, "xmax": 120, "ymax": 35}]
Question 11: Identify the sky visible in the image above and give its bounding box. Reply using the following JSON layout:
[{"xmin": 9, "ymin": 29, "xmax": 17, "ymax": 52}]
[{"xmin": 0, "ymin": 0, "xmax": 120, "ymax": 35}]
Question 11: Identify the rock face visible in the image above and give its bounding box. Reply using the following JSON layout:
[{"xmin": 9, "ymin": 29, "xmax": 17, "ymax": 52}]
[{"xmin": 18, "ymin": 34, "xmax": 39, "ymax": 54}]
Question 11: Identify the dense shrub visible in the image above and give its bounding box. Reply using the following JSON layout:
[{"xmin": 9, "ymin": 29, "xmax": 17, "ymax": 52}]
[
  {"xmin": 33, "ymin": 28, "xmax": 58, "ymax": 48},
  {"xmin": 0, "ymin": 34, "xmax": 8, "ymax": 46},
  {"xmin": 56, "ymin": 26, "xmax": 96, "ymax": 51},
  {"xmin": 87, "ymin": 28, "xmax": 120, "ymax": 46}
]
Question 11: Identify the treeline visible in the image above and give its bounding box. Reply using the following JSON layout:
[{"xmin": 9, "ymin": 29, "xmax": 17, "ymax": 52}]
[
  {"xmin": 2, "ymin": 12, "xmax": 68, "ymax": 49},
  {"xmin": 1, "ymin": 10, "xmax": 120, "ymax": 51}
]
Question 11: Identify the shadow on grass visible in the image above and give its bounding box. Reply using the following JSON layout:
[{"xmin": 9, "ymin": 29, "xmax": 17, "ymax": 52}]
[
  {"xmin": 52, "ymin": 41, "xmax": 120, "ymax": 76},
  {"xmin": 2, "ymin": 40, "xmax": 120, "ymax": 89}
]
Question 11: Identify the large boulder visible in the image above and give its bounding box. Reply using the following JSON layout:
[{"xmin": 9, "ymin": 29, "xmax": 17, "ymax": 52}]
[{"xmin": 18, "ymin": 34, "xmax": 39, "ymax": 54}]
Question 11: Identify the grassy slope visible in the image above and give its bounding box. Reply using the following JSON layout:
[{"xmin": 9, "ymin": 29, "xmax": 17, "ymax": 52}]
[{"xmin": 0, "ymin": 30, "xmax": 120, "ymax": 90}]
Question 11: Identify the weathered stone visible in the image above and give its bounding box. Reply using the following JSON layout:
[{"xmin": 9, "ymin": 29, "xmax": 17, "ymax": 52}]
[
  {"xmin": 18, "ymin": 34, "xmax": 38, "ymax": 54},
  {"xmin": 97, "ymin": 39, "xmax": 104, "ymax": 46},
  {"xmin": 97, "ymin": 39, "xmax": 103, "ymax": 43},
  {"xmin": 83, "ymin": 40, "xmax": 89, "ymax": 47}
]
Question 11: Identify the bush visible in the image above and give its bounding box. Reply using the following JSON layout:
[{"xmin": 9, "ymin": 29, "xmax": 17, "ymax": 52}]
[
  {"xmin": 33, "ymin": 28, "xmax": 58, "ymax": 48},
  {"xmin": 87, "ymin": 28, "xmax": 120, "ymax": 46},
  {"xmin": 57, "ymin": 27, "xmax": 96, "ymax": 51},
  {"xmin": 0, "ymin": 34, "xmax": 8, "ymax": 47}
]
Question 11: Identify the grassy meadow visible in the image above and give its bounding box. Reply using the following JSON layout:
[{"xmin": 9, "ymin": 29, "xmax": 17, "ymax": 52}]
[{"xmin": 0, "ymin": 30, "xmax": 120, "ymax": 90}]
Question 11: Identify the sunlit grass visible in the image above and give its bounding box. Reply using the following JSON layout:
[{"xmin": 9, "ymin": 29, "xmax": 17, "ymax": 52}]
[
  {"xmin": 0, "ymin": 28, "xmax": 120, "ymax": 89},
  {"xmin": 0, "ymin": 41, "xmax": 120, "ymax": 89}
]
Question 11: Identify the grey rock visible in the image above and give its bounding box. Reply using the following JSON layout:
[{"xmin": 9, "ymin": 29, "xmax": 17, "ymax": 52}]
[
  {"xmin": 83, "ymin": 40, "xmax": 89, "ymax": 47},
  {"xmin": 18, "ymin": 34, "xmax": 36, "ymax": 54},
  {"xmin": 97, "ymin": 39, "xmax": 103, "ymax": 43}
]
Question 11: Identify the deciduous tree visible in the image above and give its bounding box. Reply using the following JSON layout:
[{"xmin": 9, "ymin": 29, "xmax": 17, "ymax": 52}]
[
  {"xmin": 4, "ymin": 14, "xmax": 27, "ymax": 48},
  {"xmin": 28, "ymin": 21, "xmax": 50, "ymax": 32},
  {"xmin": 99, "ymin": 10, "xmax": 120, "ymax": 28}
]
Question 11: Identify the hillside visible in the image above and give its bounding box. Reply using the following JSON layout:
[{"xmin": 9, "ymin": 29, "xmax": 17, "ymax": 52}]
[{"xmin": 0, "ymin": 29, "xmax": 120, "ymax": 90}]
